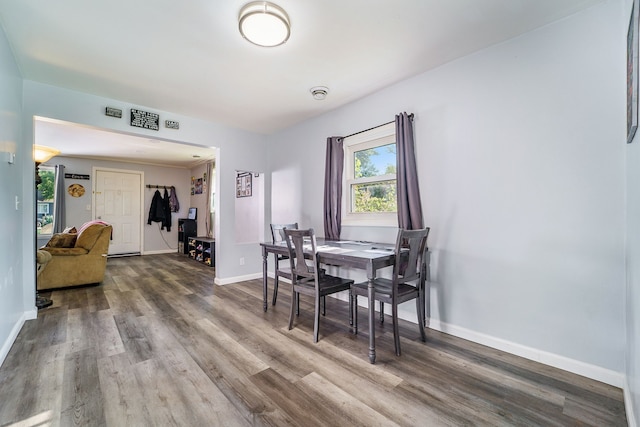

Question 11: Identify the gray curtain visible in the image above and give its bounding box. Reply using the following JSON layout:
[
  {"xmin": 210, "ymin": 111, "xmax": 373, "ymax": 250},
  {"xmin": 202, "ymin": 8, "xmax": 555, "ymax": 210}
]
[
  {"xmin": 323, "ymin": 136, "xmax": 344, "ymax": 240},
  {"xmin": 396, "ymin": 112, "xmax": 424, "ymax": 229},
  {"xmin": 53, "ymin": 164, "xmax": 66, "ymax": 233}
]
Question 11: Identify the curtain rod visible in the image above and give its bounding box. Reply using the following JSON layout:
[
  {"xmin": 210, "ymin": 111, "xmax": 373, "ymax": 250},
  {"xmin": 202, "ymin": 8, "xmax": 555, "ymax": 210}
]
[{"xmin": 343, "ymin": 113, "xmax": 413, "ymax": 139}]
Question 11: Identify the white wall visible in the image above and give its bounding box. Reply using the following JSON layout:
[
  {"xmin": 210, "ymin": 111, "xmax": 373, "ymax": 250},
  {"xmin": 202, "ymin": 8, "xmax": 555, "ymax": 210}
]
[
  {"xmin": 626, "ymin": 103, "xmax": 640, "ymax": 427},
  {"xmin": 235, "ymin": 172, "xmax": 265, "ymax": 245},
  {"xmin": 625, "ymin": 0, "xmax": 640, "ymax": 423},
  {"xmin": 189, "ymin": 163, "xmax": 210, "ymax": 238},
  {"xmin": 0, "ymin": 21, "xmax": 30, "ymax": 366},
  {"xmin": 268, "ymin": 1, "xmax": 627, "ymax": 385}
]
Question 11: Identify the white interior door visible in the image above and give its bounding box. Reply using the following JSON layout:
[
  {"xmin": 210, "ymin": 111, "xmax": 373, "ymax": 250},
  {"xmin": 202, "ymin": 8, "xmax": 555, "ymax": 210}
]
[{"xmin": 94, "ymin": 169, "xmax": 142, "ymax": 255}]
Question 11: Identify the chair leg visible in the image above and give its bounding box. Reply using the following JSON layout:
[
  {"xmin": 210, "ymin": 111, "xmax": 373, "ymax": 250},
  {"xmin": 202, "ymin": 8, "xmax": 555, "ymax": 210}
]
[
  {"xmin": 314, "ymin": 294, "xmax": 321, "ymax": 343},
  {"xmin": 380, "ymin": 301, "xmax": 384, "ymax": 323},
  {"xmin": 416, "ymin": 296, "xmax": 426, "ymax": 342},
  {"xmin": 349, "ymin": 290, "xmax": 353, "ymax": 326},
  {"xmin": 321, "ymin": 295, "xmax": 326, "ymax": 316},
  {"xmin": 353, "ymin": 293, "xmax": 358, "ymax": 334},
  {"xmin": 272, "ymin": 274, "xmax": 279, "ymax": 306},
  {"xmin": 288, "ymin": 290, "xmax": 296, "ymax": 330},
  {"xmin": 392, "ymin": 302, "xmax": 401, "ymax": 356},
  {"xmin": 296, "ymin": 293, "xmax": 300, "ymax": 316}
]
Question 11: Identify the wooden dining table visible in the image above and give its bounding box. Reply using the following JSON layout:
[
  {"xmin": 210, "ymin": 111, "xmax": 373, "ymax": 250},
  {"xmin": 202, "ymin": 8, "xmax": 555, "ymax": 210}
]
[{"xmin": 260, "ymin": 238, "xmax": 397, "ymax": 363}]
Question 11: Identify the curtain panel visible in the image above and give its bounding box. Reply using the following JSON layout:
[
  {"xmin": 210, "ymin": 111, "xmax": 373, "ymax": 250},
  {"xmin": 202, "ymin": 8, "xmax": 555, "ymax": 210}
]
[
  {"xmin": 323, "ymin": 136, "xmax": 344, "ymax": 240},
  {"xmin": 396, "ymin": 112, "xmax": 424, "ymax": 230},
  {"xmin": 53, "ymin": 164, "xmax": 66, "ymax": 233}
]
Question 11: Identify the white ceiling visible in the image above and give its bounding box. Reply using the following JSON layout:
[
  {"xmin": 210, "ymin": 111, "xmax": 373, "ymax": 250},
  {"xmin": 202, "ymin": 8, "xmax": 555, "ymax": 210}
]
[
  {"xmin": 35, "ymin": 117, "xmax": 217, "ymax": 169},
  {"xmin": 0, "ymin": 0, "xmax": 603, "ymax": 167}
]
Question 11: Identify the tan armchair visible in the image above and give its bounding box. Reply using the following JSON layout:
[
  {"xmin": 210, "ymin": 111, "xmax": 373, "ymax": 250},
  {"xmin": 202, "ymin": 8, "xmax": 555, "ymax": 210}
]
[{"xmin": 37, "ymin": 222, "xmax": 112, "ymax": 290}]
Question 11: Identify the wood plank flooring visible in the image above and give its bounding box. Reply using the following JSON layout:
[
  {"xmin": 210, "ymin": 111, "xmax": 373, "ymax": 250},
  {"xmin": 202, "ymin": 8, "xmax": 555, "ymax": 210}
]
[{"xmin": 0, "ymin": 253, "xmax": 628, "ymax": 426}]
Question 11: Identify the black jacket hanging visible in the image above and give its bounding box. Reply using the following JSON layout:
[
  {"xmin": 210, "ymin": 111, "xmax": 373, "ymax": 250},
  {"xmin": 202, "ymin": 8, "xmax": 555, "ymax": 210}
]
[
  {"xmin": 147, "ymin": 190, "xmax": 165, "ymax": 225},
  {"xmin": 162, "ymin": 188, "xmax": 172, "ymax": 231}
]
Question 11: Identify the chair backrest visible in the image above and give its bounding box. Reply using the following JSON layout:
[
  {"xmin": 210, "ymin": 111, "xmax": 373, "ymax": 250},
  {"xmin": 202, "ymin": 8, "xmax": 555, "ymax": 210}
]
[
  {"xmin": 271, "ymin": 222, "xmax": 299, "ymax": 243},
  {"xmin": 283, "ymin": 228, "xmax": 318, "ymax": 281},
  {"xmin": 392, "ymin": 228, "xmax": 430, "ymax": 287}
]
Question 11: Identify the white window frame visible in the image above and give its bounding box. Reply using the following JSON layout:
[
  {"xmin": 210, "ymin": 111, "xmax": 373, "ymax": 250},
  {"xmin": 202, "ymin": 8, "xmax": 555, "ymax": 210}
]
[{"xmin": 342, "ymin": 122, "xmax": 398, "ymax": 227}]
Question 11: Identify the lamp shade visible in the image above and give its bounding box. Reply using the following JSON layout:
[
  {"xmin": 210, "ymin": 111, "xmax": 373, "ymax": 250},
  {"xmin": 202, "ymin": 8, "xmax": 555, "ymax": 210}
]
[
  {"xmin": 33, "ymin": 145, "xmax": 60, "ymax": 164},
  {"xmin": 239, "ymin": 2, "xmax": 290, "ymax": 47}
]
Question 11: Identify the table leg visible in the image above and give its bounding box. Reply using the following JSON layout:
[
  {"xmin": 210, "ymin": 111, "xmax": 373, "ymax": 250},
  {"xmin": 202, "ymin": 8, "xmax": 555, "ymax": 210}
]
[
  {"xmin": 368, "ymin": 277, "xmax": 376, "ymax": 364},
  {"xmin": 262, "ymin": 246, "xmax": 268, "ymax": 312}
]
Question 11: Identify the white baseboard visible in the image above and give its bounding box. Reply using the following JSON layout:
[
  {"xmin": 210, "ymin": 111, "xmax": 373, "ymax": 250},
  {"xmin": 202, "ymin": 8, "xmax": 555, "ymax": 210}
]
[
  {"xmin": 215, "ymin": 272, "xmax": 262, "ymax": 286},
  {"xmin": 142, "ymin": 249, "xmax": 177, "ymax": 255},
  {"xmin": 428, "ymin": 319, "xmax": 624, "ymax": 388},
  {"xmin": 0, "ymin": 312, "xmax": 29, "ymax": 368},
  {"xmin": 624, "ymin": 378, "xmax": 637, "ymax": 427}
]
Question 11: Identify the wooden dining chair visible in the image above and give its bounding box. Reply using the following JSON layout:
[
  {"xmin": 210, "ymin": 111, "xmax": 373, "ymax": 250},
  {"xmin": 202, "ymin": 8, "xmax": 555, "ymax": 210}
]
[
  {"xmin": 270, "ymin": 222, "xmax": 298, "ymax": 306},
  {"xmin": 283, "ymin": 228, "xmax": 353, "ymax": 343},
  {"xmin": 351, "ymin": 227, "xmax": 430, "ymax": 356}
]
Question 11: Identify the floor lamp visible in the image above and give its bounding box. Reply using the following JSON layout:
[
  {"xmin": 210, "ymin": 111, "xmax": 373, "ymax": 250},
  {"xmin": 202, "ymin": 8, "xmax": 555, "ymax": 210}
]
[{"xmin": 34, "ymin": 145, "xmax": 60, "ymax": 310}]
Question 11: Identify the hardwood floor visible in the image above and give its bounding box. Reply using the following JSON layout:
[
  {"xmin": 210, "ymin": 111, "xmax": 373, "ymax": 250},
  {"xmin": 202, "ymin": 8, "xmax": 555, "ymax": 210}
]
[{"xmin": 0, "ymin": 253, "xmax": 628, "ymax": 426}]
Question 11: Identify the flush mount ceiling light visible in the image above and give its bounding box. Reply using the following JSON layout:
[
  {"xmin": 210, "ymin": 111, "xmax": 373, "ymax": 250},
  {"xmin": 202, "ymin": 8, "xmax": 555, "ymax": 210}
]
[
  {"xmin": 239, "ymin": 1, "xmax": 290, "ymax": 47},
  {"xmin": 310, "ymin": 86, "xmax": 329, "ymax": 100}
]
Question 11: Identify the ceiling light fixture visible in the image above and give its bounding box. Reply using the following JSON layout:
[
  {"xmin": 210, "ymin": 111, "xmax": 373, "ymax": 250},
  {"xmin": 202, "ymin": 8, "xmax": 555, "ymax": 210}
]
[
  {"xmin": 310, "ymin": 86, "xmax": 329, "ymax": 100},
  {"xmin": 239, "ymin": 2, "xmax": 290, "ymax": 47}
]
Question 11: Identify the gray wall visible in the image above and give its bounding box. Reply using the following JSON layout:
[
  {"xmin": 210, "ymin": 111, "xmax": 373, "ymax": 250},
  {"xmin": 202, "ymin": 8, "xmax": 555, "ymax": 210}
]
[
  {"xmin": 0, "ymin": 18, "xmax": 30, "ymax": 363},
  {"xmin": 625, "ymin": 0, "xmax": 640, "ymax": 421},
  {"xmin": 20, "ymin": 81, "xmax": 268, "ymax": 282},
  {"xmin": 267, "ymin": 1, "xmax": 627, "ymax": 387}
]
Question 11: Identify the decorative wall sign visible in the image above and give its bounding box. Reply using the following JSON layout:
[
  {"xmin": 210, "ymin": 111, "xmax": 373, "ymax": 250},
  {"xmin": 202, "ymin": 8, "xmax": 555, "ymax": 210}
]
[
  {"xmin": 130, "ymin": 108, "xmax": 159, "ymax": 131},
  {"xmin": 105, "ymin": 107, "xmax": 122, "ymax": 118},
  {"xmin": 64, "ymin": 173, "xmax": 90, "ymax": 180},
  {"xmin": 236, "ymin": 173, "xmax": 252, "ymax": 198},
  {"xmin": 67, "ymin": 183, "xmax": 86, "ymax": 198},
  {"xmin": 165, "ymin": 120, "xmax": 180, "ymax": 129}
]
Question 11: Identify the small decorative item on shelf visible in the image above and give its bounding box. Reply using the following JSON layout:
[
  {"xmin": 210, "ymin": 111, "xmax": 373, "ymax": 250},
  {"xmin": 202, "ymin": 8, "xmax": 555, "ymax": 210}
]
[{"xmin": 186, "ymin": 236, "xmax": 215, "ymax": 267}]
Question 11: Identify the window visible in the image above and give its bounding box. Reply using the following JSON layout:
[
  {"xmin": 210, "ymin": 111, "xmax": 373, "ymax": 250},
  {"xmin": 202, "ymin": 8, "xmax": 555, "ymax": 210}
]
[
  {"xmin": 343, "ymin": 123, "xmax": 397, "ymax": 226},
  {"xmin": 36, "ymin": 166, "xmax": 56, "ymax": 234}
]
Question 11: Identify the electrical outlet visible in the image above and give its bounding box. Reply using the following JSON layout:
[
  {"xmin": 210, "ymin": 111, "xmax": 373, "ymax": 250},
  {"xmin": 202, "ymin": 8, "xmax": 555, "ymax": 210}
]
[{"xmin": 239, "ymin": 257, "xmax": 245, "ymax": 266}]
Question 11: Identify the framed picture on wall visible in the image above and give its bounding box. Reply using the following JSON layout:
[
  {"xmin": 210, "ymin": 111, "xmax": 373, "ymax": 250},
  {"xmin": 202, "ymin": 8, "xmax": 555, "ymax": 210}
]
[
  {"xmin": 236, "ymin": 173, "xmax": 252, "ymax": 198},
  {"xmin": 628, "ymin": 1, "xmax": 638, "ymax": 143}
]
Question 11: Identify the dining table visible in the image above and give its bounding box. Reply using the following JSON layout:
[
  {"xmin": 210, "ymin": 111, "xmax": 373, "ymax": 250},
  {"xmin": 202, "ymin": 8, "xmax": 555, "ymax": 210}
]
[{"xmin": 260, "ymin": 238, "xmax": 397, "ymax": 363}]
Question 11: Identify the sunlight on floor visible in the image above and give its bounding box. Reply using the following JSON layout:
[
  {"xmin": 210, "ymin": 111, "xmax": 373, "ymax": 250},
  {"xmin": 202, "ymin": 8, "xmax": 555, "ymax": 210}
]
[{"xmin": 7, "ymin": 410, "xmax": 52, "ymax": 427}]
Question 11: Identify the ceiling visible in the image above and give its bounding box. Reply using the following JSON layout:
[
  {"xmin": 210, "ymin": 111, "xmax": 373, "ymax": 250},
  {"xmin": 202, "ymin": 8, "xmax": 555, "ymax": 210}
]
[
  {"xmin": 1, "ymin": 0, "xmax": 603, "ymax": 167},
  {"xmin": 35, "ymin": 117, "xmax": 216, "ymax": 169}
]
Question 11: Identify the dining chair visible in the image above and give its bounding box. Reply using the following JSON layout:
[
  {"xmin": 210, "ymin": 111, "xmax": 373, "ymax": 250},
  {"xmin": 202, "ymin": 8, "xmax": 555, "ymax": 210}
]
[
  {"xmin": 270, "ymin": 222, "xmax": 298, "ymax": 306},
  {"xmin": 351, "ymin": 227, "xmax": 430, "ymax": 356},
  {"xmin": 283, "ymin": 228, "xmax": 354, "ymax": 343}
]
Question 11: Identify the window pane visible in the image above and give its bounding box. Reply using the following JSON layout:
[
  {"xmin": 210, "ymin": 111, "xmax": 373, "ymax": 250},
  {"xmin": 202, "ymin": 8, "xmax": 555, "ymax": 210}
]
[
  {"xmin": 352, "ymin": 180, "xmax": 397, "ymax": 213},
  {"xmin": 36, "ymin": 168, "xmax": 55, "ymax": 234},
  {"xmin": 354, "ymin": 143, "xmax": 396, "ymax": 178}
]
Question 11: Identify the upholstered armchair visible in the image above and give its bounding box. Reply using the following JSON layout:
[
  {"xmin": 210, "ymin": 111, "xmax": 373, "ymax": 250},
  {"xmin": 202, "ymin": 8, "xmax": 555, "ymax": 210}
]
[
  {"xmin": 36, "ymin": 250, "xmax": 52, "ymax": 277},
  {"xmin": 37, "ymin": 221, "xmax": 112, "ymax": 290}
]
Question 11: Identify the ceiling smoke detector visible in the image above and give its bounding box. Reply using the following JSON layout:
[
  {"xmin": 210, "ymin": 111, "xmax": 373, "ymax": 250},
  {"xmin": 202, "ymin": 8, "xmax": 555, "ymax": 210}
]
[{"xmin": 310, "ymin": 86, "xmax": 329, "ymax": 100}]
